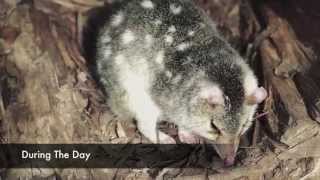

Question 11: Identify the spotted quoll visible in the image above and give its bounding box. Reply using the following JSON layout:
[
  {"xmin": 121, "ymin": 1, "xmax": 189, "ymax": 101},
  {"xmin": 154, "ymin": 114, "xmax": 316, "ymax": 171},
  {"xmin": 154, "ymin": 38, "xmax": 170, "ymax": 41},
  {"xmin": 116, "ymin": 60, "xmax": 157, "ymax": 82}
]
[{"xmin": 94, "ymin": 0, "xmax": 267, "ymax": 165}]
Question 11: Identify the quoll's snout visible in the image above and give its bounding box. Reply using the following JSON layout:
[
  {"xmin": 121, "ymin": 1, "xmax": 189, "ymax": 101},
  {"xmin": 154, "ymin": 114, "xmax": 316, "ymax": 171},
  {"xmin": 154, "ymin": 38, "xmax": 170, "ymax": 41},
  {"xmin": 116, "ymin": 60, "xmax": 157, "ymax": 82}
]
[
  {"xmin": 211, "ymin": 135, "xmax": 240, "ymax": 166},
  {"xmin": 212, "ymin": 137, "xmax": 240, "ymax": 166}
]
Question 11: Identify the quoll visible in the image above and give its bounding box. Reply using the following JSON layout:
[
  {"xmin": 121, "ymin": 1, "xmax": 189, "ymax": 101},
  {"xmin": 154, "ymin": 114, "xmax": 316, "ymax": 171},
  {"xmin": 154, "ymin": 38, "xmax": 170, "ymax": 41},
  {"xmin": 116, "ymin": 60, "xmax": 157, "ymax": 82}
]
[{"xmin": 93, "ymin": 0, "xmax": 267, "ymax": 166}]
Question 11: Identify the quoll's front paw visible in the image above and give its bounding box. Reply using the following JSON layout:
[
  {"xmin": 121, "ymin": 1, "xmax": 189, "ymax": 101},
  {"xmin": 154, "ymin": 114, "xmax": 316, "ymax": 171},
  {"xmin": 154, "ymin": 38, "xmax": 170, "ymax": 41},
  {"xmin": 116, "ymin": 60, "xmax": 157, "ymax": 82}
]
[
  {"xmin": 178, "ymin": 130, "xmax": 202, "ymax": 144},
  {"xmin": 157, "ymin": 132, "xmax": 177, "ymax": 152},
  {"xmin": 158, "ymin": 132, "xmax": 176, "ymax": 144}
]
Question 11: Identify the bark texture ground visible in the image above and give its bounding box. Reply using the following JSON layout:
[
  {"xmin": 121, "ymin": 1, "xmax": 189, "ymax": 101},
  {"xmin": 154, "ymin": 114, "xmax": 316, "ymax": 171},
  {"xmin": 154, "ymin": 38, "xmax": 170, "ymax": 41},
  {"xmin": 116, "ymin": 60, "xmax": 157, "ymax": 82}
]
[{"xmin": 0, "ymin": 0, "xmax": 320, "ymax": 179}]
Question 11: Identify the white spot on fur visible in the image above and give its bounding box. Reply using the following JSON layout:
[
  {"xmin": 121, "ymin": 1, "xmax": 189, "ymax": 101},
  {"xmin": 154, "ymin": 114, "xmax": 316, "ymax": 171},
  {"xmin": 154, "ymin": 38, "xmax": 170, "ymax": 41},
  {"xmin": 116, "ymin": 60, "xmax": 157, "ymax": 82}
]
[
  {"xmin": 182, "ymin": 56, "xmax": 193, "ymax": 65},
  {"xmin": 154, "ymin": 19, "xmax": 162, "ymax": 26},
  {"xmin": 165, "ymin": 71, "xmax": 172, "ymax": 78},
  {"xmin": 115, "ymin": 54, "xmax": 125, "ymax": 65},
  {"xmin": 145, "ymin": 34, "xmax": 153, "ymax": 47},
  {"xmin": 165, "ymin": 35, "xmax": 174, "ymax": 45},
  {"xmin": 141, "ymin": 0, "xmax": 154, "ymax": 9},
  {"xmin": 111, "ymin": 12, "xmax": 124, "ymax": 26},
  {"xmin": 170, "ymin": 4, "xmax": 182, "ymax": 15},
  {"xmin": 155, "ymin": 50, "xmax": 165, "ymax": 64},
  {"xmin": 176, "ymin": 42, "xmax": 191, "ymax": 51},
  {"xmin": 172, "ymin": 75, "xmax": 182, "ymax": 84},
  {"xmin": 102, "ymin": 45, "xmax": 112, "ymax": 58},
  {"xmin": 168, "ymin": 25, "xmax": 176, "ymax": 33},
  {"xmin": 101, "ymin": 34, "xmax": 111, "ymax": 44},
  {"xmin": 122, "ymin": 30, "xmax": 135, "ymax": 44},
  {"xmin": 188, "ymin": 30, "xmax": 195, "ymax": 36},
  {"xmin": 100, "ymin": 78, "xmax": 109, "ymax": 86}
]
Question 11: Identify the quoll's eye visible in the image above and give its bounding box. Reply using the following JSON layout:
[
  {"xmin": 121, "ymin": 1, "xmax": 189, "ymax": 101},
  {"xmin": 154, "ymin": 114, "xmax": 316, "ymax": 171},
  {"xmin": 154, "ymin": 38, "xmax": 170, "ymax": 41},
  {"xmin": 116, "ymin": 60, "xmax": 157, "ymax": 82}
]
[
  {"xmin": 209, "ymin": 103, "xmax": 217, "ymax": 109},
  {"xmin": 210, "ymin": 121, "xmax": 221, "ymax": 134}
]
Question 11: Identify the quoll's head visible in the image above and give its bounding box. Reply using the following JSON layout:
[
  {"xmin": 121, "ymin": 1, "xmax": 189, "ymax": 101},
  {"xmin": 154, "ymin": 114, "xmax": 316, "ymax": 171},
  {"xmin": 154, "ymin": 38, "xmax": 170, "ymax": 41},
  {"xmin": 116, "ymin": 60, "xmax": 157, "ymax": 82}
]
[{"xmin": 187, "ymin": 62, "xmax": 267, "ymax": 166}]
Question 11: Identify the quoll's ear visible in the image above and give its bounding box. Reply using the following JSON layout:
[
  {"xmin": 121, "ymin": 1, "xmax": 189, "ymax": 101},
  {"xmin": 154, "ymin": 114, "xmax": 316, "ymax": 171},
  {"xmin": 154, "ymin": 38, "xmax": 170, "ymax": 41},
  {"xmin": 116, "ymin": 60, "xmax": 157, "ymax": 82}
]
[
  {"xmin": 200, "ymin": 86, "xmax": 224, "ymax": 105},
  {"xmin": 246, "ymin": 87, "xmax": 267, "ymax": 105}
]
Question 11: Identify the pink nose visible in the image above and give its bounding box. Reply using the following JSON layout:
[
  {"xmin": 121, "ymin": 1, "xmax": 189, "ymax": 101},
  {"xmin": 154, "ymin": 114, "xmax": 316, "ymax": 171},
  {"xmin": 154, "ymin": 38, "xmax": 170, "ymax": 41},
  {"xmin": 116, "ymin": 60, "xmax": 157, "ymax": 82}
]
[
  {"xmin": 213, "ymin": 143, "xmax": 238, "ymax": 166},
  {"xmin": 223, "ymin": 155, "xmax": 235, "ymax": 166}
]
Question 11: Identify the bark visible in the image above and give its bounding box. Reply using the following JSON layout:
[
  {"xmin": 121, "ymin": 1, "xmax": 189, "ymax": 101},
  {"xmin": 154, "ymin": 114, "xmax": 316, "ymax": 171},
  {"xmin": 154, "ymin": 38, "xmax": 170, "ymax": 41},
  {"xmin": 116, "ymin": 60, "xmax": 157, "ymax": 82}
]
[{"xmin": 0, "ymin": 0, "xmax": 320, "ymax": 179}]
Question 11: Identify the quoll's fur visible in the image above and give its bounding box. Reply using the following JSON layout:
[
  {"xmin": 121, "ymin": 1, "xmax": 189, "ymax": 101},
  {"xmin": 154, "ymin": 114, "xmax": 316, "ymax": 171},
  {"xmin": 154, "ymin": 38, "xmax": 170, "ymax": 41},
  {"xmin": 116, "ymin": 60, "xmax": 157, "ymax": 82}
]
[{"xmin": 94, "ymin": 0, "xmax": 267, "ymax": 165}]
